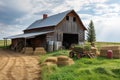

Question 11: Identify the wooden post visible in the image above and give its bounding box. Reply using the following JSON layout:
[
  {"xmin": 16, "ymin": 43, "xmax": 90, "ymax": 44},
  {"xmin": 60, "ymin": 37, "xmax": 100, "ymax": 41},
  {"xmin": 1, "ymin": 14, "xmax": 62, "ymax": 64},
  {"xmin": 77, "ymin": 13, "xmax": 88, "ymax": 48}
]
[
  {"xmin": 5, "ymin": 39, "xmax": 6, "ymax": 47},
  {"xmin": 4, "ymin": 38, "xmax": 5, "ymax": 47},
  {"xmin": 6, "ymin": 39, "xmax": 7, "ymax": 47},
  {"xmin": 5, "ymin": 39, "xmax": 7, "ymax": 47},
  {"xmin": 25, "ymin": 38, "xmax": 26, "ymax": 47}
]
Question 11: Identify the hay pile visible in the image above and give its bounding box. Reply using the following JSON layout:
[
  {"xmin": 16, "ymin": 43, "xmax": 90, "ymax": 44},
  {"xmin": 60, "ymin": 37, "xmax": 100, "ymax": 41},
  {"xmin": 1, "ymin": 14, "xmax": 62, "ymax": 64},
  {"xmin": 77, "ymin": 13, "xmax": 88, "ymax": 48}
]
[
  {"xmin": 41, "ymin": 62, "xmax": 57, "ymax": 67},
  {"xmin": 100, "ymin": 46, "xmax": 120, "ymax": 58},
  {"xmin": 44, "ymin": 57, "xmax": 57, "ymax": 64},
  {"xmin": 21, "ymin": 47, "xmax": 33, "ymax": 54},
  {"xmin": 91, "ymin": 47, "xmax": 100, "ymax": 56},
  {"xmin": 57, "ymin": 56, "xmax": 74, "ymax": 66},
  {"xmin": 34, "ymin": 47, "xmax": 46, "ymax": 55},
  {"xmin": 42, "ymin": 56, "xmax": 74, "ymax": 67}
]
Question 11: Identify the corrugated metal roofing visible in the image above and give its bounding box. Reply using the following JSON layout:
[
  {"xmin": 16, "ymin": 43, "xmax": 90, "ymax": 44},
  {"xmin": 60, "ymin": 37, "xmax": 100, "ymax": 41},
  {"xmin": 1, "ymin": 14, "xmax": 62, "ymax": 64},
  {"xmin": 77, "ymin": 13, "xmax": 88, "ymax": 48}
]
[
  {"xmin": 25, "ymin": 10, "xmax": 73, "ymax": 30},
  {"xmin": 4, "ymin": 31, "xmax": 53, "ymax": 39}
]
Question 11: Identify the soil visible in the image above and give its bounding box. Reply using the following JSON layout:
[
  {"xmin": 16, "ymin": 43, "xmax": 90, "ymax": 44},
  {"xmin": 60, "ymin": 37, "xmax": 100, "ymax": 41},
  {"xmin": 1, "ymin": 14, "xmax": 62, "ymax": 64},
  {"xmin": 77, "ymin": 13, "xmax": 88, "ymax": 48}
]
[{"xmin": 0, "ymin": 49, "xmax": 40, "ymax": 80}]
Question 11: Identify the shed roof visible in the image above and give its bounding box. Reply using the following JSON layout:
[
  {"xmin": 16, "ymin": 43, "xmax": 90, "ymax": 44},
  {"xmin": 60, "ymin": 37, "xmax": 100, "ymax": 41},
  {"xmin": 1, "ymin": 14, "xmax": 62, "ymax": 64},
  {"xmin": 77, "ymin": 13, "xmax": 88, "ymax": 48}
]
[
  {"xmin": 4, "ymin": 31, "xmax": 53, "ymax": 39},
  {"xmin": 25, "ymin": 10, "xmax": 75, "ymax": 30}
]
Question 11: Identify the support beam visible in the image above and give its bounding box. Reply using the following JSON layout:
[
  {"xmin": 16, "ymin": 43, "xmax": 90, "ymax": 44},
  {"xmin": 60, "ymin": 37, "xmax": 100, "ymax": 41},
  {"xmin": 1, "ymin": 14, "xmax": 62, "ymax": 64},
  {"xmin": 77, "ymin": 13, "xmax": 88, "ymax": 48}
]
[
  {"xmin": 25, "ymin": 38, "xmax": 26, "ymax": 47},
  {"xmin": 4, "ymin": 38, "xmax": 5, "ymax": 47},
  {"xmin": 5, "ymin": 39, "xmax": 7, "ymax": 48},
  {"xmin": 6, "ymin": 39, "xmax": 7, "ymax": 47}
]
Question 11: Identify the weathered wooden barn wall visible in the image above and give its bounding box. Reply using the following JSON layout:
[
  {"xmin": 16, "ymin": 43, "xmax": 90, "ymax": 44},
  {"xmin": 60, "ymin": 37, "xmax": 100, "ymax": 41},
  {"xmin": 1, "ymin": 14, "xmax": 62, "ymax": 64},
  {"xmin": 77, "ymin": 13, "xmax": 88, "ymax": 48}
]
[
  {"xmin": 12, "ymin": 39, "xmax": 18, "ymax": 47},
  {"xmin": 54, "ymin": 11, "xmax": 85, "ymax": 42},
  {"xmin": 46, "ymin": 32, "xmax": 54, "ymax": 42},
  {"xmin": 26, "ymin": 35, "xmax": 46, "ymax": 48}
]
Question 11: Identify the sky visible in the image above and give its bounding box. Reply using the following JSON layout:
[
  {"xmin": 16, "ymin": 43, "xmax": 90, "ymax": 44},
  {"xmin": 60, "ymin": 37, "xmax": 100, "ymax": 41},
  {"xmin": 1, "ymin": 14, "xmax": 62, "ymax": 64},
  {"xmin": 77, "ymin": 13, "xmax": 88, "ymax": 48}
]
[{"xmin": 0, "ymin": 0, "xmax": 120, "ymax": 42}]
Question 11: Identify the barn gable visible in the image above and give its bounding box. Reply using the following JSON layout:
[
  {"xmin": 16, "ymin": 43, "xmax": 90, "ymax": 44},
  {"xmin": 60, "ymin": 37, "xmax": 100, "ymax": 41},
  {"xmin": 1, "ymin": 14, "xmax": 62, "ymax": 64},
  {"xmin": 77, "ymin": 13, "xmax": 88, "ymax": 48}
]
[
  {"xmin": 53, "ymin": 10, "xmax": 86, "ymax": 48},
  {"xmin": 24, "ymin": 10, "xmax": 86, "ymax": 32}
]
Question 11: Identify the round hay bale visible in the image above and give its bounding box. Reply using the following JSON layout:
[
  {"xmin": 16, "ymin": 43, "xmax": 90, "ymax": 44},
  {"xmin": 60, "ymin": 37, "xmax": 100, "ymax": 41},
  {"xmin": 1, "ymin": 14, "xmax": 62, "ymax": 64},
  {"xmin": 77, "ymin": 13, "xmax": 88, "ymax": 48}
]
[
  {"xmin": 57, "ymin": 61, "xmax": 70, "ymax": 66},
  {"xmin": 45, "ymin": 57, "xmax": 57, "ymax": 64},
  {"xmin": 57, "ymin": 56, "xmax": 69, "ymax": 61}
]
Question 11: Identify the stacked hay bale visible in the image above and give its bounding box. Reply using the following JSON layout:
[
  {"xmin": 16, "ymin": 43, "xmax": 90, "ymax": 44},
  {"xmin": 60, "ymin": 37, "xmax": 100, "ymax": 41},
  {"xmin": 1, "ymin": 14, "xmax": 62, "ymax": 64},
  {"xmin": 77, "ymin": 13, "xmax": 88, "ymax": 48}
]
[
  {"xmin": 100, "ymin": 46, "xmax": 120, "ymax": 58},
  {"xmin": 44, "ymin": 57, "xmax": 57, "ymax": 64},
  {"xmin": 41, "ymin": 57, "xmax": 58, "ymax": 67},
  {"xmin": 112, "ymin": 46, "xmax": 120, "ymax": 58},
  {"xmin": 21, "ymin": 47, "xmax": 33, "ymax": 55},
  {"xmin": 100, "ymin": 46, "xmax": 107, "ymax": 57},
  {"xmin": 41, "ymin": 62, "xmax": 57, "ymax": 67},
  {"xmin": 57, "ymin": 56, "xmax": 74, "ymax": 66},
  {"xmin": 34, "ymin": 47, "xmax": 46, "ymax": 55},
  {"xmin": 42, "ymin": 56, "xmax": 74, "ymax": 67},
  {"xmin": 91, "ymin": 47, "xmax": 100, "ymax": 56}
]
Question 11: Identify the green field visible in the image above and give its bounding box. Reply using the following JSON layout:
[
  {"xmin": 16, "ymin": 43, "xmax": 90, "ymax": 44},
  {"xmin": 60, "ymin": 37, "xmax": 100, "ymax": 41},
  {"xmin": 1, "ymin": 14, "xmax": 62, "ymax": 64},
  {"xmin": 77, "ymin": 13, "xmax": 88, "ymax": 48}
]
[
  {"xmin": 41, "ymin": 50, "xmax": 120, "ymax": 80},
  {"xmin": 0, "ymin": 40, "xmax": 11, "ymax": 48}
]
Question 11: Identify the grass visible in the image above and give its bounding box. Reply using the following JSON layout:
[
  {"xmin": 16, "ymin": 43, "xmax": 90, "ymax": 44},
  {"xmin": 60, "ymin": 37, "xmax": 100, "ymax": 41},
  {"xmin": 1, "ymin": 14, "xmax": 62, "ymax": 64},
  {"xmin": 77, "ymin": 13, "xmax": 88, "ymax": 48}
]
[
  {"xmin": 40, "ymin": 50, "xmax": 120, "ymax": 80},
  {"xmin": 0, "ymin": 40, "xmax": 11, "ymax": 48},
  {"xmin": 85, "ymin": 42, "xmax": 120, "ymax": 51}
]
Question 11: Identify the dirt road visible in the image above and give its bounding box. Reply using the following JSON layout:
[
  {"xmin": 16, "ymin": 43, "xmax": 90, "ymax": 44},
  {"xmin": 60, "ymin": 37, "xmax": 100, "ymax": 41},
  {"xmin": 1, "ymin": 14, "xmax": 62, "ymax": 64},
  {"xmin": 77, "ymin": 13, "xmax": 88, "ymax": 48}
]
[{"xmin": 0, "ymin": 49, "xmax": 40, "ymax": 80}]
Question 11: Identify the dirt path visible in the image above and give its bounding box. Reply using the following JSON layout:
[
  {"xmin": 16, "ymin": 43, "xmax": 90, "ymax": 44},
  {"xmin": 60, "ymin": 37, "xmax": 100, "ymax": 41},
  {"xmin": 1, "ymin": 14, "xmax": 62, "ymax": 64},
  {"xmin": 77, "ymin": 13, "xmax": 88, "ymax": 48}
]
[{"xmin": 0, "ymin": 49, "xmax": 40, "ymax": 80}]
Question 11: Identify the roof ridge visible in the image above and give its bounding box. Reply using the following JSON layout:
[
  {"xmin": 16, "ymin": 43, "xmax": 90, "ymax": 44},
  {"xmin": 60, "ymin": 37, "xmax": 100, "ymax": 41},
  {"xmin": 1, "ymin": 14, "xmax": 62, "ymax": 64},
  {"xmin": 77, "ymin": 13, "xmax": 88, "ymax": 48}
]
[
  {"xmin": 46, "ymin": 9, "xmax": 73, "ymax": 18},
  {"xmin": 37, "ymin": 9, "xmax": 73, "ymax": 21}
]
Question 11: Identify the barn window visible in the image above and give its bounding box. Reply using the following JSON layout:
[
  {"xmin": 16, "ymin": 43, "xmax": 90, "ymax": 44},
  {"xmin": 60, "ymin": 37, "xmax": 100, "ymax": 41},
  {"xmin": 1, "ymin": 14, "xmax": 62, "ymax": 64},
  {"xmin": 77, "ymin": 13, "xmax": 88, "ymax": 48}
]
[
  {"xmin": 66, "ymin": 16, "xmax": 69, "ymax": 21},
  {"xmin": 73, "ymin": 17, "xmax": 76, "ymax": 22}
]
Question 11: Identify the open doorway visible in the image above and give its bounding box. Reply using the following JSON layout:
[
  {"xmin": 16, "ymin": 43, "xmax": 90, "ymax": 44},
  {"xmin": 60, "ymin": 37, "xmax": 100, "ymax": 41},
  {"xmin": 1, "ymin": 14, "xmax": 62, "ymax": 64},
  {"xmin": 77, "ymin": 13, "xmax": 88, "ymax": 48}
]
[{"xmin": 63, "ymin": 33, "xmax": 78, "ymax": 49}]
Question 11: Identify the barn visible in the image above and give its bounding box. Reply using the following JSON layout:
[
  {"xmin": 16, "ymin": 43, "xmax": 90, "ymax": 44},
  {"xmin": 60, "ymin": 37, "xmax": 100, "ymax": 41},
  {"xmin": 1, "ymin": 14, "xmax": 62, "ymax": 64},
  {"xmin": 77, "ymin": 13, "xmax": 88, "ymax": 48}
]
[{"xmin": 4, "ymin": 9, "xmax": 87, "ymax": 52}]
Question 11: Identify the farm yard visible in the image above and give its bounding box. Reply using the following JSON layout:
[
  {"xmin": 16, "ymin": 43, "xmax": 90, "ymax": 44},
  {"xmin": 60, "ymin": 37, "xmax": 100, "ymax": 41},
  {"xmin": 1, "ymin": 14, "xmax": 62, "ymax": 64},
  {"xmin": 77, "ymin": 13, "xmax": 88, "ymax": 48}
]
[
  {"xmin": 1, "ymin": 0, "xmax": 120, "ymax": 80},
  {"xmin": 0, "ymin": 48, "xmax": 40, "ymax": 80},
  {"xmin": 0, "ymin": 40, "xmax": 120, "ymax": 80}
]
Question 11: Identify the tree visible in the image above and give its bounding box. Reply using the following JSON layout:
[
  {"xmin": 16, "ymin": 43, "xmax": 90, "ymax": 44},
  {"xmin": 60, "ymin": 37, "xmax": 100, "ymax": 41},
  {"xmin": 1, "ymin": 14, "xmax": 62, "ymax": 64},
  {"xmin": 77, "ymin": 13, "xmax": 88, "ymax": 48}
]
[{"xmin": 87, "ymin": 20, "xmax": 96, "ymax": 46}]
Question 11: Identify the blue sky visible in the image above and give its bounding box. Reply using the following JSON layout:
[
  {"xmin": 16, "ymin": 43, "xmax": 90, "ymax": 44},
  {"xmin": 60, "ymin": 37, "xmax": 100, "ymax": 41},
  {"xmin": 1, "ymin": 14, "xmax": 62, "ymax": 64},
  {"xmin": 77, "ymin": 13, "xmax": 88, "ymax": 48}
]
[{"xmin": 0, "ymin": 0, "xmax": 120, "ymax": 42}]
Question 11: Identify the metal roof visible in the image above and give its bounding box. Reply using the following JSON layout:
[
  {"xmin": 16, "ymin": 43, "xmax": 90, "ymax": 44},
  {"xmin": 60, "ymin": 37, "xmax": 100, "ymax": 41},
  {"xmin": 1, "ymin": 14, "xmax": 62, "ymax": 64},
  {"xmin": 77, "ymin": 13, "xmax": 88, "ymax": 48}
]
[
  {"xmin": 25, "ymin": 10, "xmax": 73, "ymax": 30},
  {"xmin": 4, "ymin": 31, "xmax": 53, "ymax": 39}
]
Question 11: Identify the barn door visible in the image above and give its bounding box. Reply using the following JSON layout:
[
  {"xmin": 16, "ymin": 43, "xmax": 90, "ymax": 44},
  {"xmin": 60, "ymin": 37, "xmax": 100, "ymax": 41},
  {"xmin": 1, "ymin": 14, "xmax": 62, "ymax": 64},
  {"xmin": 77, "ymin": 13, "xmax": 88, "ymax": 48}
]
[{"xmin": 62, "ymin": 33, "xmax": 78, "ymax": 49}]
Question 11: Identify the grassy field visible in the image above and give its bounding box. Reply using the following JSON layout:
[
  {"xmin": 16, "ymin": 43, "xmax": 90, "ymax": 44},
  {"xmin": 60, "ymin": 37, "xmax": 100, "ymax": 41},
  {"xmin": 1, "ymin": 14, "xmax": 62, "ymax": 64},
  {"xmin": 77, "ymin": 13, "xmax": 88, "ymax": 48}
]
[
  {"xmin": 0, "ymin": 40, "xmax": 11, "ymax": 48},
  {"xmin": 0, "ymin": 40, "xmax": 11, "ymax": 46},
  {"xmin": 85, "ymin": 42, "xmax": 120, "ymax": 51},
  {"xmin": 41, "ymin": 50, "xmax": 120, "ymax": 80}
]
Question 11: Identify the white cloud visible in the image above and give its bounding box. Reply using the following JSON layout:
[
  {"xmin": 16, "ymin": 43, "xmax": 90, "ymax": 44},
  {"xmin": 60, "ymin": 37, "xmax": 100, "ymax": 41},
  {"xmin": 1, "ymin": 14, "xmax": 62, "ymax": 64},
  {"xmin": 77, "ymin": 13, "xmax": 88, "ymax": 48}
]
[
  {"xmin": 15, "ymin": 0, "xmax": 109, "ymax": 24},
  {"xmin": 95, "ymin": 3, "xmax": 120, "ymax": 15},
  {"xmin": 0, "ymin": 0, "xmax": 33, "ymax": 13},
  {"xmin": 0, "ymin": 0, "xmax": 120, "ymax": 42},
  {"xmin": 92, "ymin": 15, "xmax": 120, "ymax": 42},
  {"xmin": 88, "ymin": 0, "xmax": 108, "ymax": 3},
  {"xmin": 0, "ymin": 23, "xmax": 24, "ymax": 39}
]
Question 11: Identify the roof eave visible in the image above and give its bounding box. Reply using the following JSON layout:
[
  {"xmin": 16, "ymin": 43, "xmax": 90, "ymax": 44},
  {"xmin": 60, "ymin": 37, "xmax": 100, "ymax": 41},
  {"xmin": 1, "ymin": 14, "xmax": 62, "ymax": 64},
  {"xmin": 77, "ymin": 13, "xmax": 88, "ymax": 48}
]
[{"xmin": 23, "ymin": 25, "xmax": 56, "ymax": 32}]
